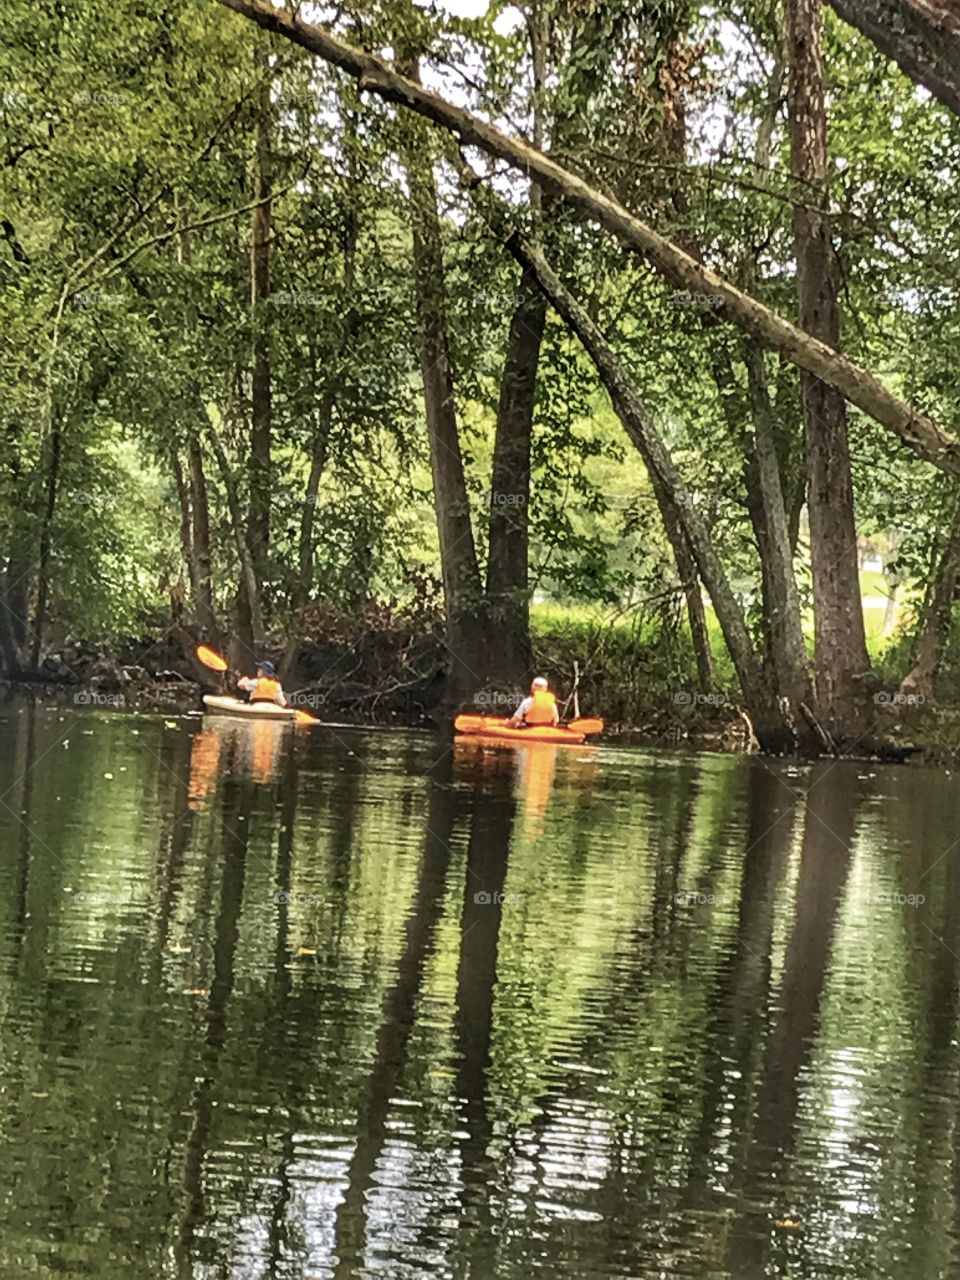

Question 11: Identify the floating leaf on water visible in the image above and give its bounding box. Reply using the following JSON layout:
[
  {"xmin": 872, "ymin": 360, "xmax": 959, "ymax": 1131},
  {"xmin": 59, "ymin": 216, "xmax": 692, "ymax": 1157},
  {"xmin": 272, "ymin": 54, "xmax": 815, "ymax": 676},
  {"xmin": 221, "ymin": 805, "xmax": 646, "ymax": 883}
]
[
  {"xmin": 776, "ymin": 1216, "xmax": 802, "ymax": 1230},
  {"xmin": 31, "ymin": 1092, "xmax": 49, "ymax": 1099},
  {"xmin": 168, "ymin": 944, "xmax": 191, "ymax": 955},
  {"xmin": 164, "ymin": 720, "xmax": 178, "ymax": 729},
  {"xmin": 103, "ymin": 772, "xmax": 113, "ymax": 780},
  {"xmin": 183, "ymin": 987, "xmax": 210, "ymax": 997},
  {"xmin": 296, "ymin": 946, "xmax": 317, "ymax": 957}
]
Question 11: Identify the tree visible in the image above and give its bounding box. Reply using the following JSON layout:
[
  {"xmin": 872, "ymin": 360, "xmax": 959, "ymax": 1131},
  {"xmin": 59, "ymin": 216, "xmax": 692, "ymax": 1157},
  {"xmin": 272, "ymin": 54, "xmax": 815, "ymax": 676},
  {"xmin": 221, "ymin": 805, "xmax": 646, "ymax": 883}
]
[
  {"xmin": 788, "ymin": 0, "xmax": 873, "ymax": 741},
  {"xmin": 827, "ymin": 0, "xmax": 960, "ymax": 118}
]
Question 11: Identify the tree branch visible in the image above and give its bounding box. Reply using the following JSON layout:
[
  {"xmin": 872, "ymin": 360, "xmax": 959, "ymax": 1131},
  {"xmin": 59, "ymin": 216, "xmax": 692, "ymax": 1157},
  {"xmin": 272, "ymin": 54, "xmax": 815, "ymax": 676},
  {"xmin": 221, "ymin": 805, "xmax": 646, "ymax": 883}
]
[{"xmin": 213, "ymin": 0, "xmax": 960, "ymax": 478}]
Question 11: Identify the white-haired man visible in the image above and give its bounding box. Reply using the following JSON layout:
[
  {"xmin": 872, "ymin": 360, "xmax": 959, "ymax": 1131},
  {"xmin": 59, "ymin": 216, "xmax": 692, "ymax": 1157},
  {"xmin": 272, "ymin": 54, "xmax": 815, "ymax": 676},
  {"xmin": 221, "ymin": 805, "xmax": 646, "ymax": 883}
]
[{"xmin": 507, "ymin": 676, "xmax": 559, "ymax": 728}]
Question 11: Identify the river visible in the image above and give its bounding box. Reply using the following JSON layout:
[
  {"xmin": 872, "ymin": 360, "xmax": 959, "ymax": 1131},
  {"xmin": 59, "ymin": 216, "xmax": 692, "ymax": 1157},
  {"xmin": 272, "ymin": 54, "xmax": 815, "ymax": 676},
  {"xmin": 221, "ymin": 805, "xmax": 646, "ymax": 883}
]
[{"xmin": 0, "ymin": 701, "xmax": 956, "ymax": 1278}]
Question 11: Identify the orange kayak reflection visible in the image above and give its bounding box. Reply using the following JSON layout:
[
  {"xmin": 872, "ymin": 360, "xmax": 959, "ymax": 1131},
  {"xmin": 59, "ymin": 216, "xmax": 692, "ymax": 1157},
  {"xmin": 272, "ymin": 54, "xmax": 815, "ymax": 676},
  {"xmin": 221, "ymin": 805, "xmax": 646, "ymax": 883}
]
[
  {"xmin": 189, "ymin": 716, "xmax": 296, "ymax": 805},
  {"xmin": 453, "ymin": 738, "xmax": 598, "ymax": 839}
]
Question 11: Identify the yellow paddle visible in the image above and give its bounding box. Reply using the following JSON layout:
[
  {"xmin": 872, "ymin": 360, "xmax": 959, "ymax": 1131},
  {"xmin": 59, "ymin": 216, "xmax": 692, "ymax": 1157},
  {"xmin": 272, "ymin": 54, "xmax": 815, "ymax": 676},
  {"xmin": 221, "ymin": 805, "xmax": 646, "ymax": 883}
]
[{"xmin": 194, "ymin": 645, "xmax": 318, "ymax": 726}]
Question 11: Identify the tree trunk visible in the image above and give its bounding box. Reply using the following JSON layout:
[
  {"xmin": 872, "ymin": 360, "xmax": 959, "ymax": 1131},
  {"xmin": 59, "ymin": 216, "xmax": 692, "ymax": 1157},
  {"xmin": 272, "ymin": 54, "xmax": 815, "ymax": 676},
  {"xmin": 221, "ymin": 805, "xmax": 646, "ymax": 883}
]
[
  {"xmin": 788, "ymin": 0, "xmax": 873, "ymax": 744},
  {"xmin": 215, "ymin": 0, "xmax": 960, "ymax": 477},
  {"xmin": 188, "ymin": 437, "xmax": 219, "ymax": 644},
  {"xmin": 401, "ymin": 58, "xmax": 488, "ymax": 702},
  {"xmin": 652, "ymin": 474, "xmax": 714, "ymax": 690},
  {"xmin": 208, "ymin": 417, "xmax": 263, "ymax": 663},
  {"xmin": 280, "ymin": 385, "xmax": 334, "ymax": 680},
  {"xmin": 827, "ymin": 0, "xmax": 960, "ymax": 119},
  {"xmin": 483, "ymin": 4, "xmax": 549, "ymax": 686},
  {"xmin": 900, "ymin": 492, "xmax": 960, "ymax": 699},
  {"xmin": 485, "ymin": 265, "xmax": 546, "ymax": 684},
  {"xmin": 30, "ymin": 416, "xmax": 62, "ymax": 669},
  {"xmin": 171, "ymin": 448, "xmax": 199, "ymax": 604},
  {"xmin": 1, "ymin": 525, "xmax": 33, "ymax": 674},
  {"xmin": 248, "ymin": 43, "xmax": 273, "ymax": 582},
  {"xmin": 507, "ymin": 233, "xmax": 795, "ymax": 748},
  {"xmin": 743, "ymin": 339, "xmax": 814, "ymax": 714}
]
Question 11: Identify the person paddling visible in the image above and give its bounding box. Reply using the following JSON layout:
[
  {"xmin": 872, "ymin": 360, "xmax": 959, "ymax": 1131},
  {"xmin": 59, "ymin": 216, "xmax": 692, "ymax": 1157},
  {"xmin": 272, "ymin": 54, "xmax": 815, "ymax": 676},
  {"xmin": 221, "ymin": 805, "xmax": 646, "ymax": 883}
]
[
  {"xmin": 237, "ymin": 659, "xmax": 288, "ymax": 707},
  {"xmin": 508, "ymin": 676, "xmax": 559, "ymax": 728}
]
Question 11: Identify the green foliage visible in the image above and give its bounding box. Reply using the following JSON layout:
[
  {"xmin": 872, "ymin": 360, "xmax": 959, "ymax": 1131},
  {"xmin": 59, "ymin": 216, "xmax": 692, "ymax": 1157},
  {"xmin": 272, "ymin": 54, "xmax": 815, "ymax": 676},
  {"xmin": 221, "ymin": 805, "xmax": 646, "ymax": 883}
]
[{"xmin": 2, "ymin": 0, "xmax": 960, "ymax": 712}]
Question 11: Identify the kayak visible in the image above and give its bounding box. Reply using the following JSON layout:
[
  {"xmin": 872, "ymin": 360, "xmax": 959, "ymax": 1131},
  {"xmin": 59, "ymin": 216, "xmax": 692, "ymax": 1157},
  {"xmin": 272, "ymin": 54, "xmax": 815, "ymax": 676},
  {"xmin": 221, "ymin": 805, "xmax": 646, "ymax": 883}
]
[
  {"xmin": 202, "ymin": 695, "xmax": 298, "ymax": 722},
  {"xmin": 454, "ymin": 715, "xmax": 588, "ymax": 745}
]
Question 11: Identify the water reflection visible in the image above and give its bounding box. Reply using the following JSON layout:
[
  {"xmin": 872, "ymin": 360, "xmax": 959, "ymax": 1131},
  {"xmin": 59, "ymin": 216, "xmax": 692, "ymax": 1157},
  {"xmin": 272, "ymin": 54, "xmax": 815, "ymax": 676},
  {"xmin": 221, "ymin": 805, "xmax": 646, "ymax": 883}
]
[{"xmin": 0, "ymin": 713, "xmax": 957, "ymax": 1277}]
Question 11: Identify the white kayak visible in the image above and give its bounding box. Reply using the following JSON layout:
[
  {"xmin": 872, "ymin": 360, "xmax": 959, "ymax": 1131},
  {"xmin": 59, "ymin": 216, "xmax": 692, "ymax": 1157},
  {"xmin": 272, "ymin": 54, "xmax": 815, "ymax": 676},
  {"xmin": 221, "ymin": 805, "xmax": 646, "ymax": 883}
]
[{"xmin": 202, "ymin": 695, "xmax": 298, "ymax": 722}]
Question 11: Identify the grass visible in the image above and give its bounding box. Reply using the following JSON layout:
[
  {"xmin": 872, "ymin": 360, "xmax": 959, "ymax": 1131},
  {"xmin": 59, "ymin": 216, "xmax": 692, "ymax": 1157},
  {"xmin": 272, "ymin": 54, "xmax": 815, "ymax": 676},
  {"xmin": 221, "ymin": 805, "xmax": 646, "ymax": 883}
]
[{"xmin": 531, "ymin": 568, "xmax": 920, "ymax": 722}]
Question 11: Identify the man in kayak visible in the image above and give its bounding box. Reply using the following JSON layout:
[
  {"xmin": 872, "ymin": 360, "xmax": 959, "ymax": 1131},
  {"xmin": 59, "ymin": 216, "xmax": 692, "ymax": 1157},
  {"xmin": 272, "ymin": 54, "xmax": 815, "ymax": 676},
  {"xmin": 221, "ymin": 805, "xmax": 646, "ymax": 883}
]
[
  {"xmin": 237, "ymin": 660, "xmax": 288, "ymax": 707},
  {"xmin": 508, "ymin": 676, "xmax": 559, "ymax": 728}
]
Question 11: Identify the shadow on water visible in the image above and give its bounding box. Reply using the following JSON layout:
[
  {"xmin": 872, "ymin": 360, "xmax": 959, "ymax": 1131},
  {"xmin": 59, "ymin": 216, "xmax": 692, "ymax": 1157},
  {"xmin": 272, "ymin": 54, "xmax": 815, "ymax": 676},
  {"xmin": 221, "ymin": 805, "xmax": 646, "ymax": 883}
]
[
  {"xmin": 726, "ymin": 761, "xmax": 864, "ymax": 1279},
  {"xmin": 174, "ymin": 770, "xmax": 256, "ymax": 1278},
  {"xmin": 7, "ymin": 706, "xmax": 960, "ymax": 1278},
  {"xmin": 330, "ymin": 745, "xmax": 518, "ymax": 1278}
]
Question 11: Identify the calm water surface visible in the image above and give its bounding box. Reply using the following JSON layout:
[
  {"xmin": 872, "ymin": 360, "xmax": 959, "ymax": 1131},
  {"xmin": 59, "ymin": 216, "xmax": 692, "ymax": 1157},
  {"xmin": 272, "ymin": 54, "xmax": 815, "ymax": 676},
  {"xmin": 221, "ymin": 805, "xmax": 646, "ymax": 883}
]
[{"xmin": 0, "ymin": 701, "xmax": 957, "ymax": 1278}]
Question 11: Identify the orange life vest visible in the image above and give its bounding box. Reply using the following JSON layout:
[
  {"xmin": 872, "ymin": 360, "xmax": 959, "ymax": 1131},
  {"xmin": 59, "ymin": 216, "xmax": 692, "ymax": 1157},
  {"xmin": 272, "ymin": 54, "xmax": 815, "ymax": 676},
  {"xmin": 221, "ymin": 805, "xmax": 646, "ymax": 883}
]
[
  {"xmin": 525, "ymin": 688, "xmax": 557, "ymax": 725},
  {"xmin": 250, "ymin": 677, "xmax": 282, "ymax": 703}
]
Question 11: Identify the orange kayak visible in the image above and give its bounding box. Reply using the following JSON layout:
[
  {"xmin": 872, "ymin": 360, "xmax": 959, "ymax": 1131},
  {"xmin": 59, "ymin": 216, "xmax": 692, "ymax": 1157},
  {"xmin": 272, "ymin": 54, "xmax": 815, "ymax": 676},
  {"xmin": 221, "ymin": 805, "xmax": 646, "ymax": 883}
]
[{"xmin": 453, "ymin": 714, "xmax": 590, "ymax": 745}]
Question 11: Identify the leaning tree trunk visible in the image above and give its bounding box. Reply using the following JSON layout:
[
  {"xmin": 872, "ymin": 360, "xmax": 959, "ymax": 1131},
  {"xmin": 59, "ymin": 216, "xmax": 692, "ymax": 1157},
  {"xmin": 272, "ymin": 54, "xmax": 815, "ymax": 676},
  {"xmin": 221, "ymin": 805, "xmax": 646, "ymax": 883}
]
[
  {"xmin": 401, "ymin": 58, "xmax": 488, "ymax": 702},
  {"xmin": 214, "ymin": 0, "xmax": 960, "ymax": 478},
  {"xmin": 900, "ymin": 491, "xmax": 960, "ymax": 700},
  {"xmin": 827, "ymin": 0, "xmax": 960, "ymax": 119},
  {"xmin": 788, "ymin": 0, "xmax": 872, "ymax": 745},
  {"xmin": 506, "ymin": 233, "xmax": 794, "ymax": 749},
  {"xmin": 651, "ymin": 474, "xmax": 714, "ymax": 691}
]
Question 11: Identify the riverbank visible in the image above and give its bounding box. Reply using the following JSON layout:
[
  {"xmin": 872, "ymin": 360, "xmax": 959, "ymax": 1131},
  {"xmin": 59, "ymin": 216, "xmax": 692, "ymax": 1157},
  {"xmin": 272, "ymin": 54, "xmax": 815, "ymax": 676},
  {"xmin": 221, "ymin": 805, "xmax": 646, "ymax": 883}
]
[
  {"xmin": 3, "ymin": 624, "xmax": 954, "ymax": 763},
  {"xmin": 2, "ymin": 673, "xmax": 953, "ymax": 765}
]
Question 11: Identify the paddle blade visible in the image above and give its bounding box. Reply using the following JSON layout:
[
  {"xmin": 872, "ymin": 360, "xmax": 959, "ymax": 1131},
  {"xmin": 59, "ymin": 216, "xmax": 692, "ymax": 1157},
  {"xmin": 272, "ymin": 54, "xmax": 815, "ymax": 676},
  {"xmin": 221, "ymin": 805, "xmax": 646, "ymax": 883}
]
[
  {"xmin": 294, "ymin": 709, "xmax": 317, "ymax": 726},
  {"xmin": 454, "ymin": 714, "xmax": 504, "ymax": 733},
  {"xmin": 196, "ymin": 644, "xmax": 228, "ymax": 673},
  {"xmin": 566, "ymin": 716, "xmax": 604, "ymax": 736}
]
